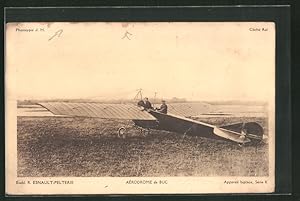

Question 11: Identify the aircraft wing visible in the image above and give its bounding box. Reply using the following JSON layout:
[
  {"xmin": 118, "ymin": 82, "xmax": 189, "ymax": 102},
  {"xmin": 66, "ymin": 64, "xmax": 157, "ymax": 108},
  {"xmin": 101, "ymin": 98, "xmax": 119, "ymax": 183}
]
[
  {"xmin": 167, "ymin": 102, "xmax": 266, "ymax": 118},
  {"xmin": 38, "ymin": 102, "xmax": 157, "ymax": 120},
  {"xmin": 168, "ymin": 102, "xmax": 211, "ymax": 117}
]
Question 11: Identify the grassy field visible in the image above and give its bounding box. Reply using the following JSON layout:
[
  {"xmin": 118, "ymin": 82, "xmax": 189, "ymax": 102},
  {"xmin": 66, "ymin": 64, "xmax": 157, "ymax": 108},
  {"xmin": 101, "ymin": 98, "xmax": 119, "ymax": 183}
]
[{"xmin": 17, "ymin": 115, "xmax": 269, "ymax": 177}]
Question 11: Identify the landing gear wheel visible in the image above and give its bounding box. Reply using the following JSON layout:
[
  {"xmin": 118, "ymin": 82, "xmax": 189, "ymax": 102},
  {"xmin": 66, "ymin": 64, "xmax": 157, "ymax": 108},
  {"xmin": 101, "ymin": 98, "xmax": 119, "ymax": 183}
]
[{"xmin": 118, "ymin": 127, "xmax": 126, "ymax": 138}]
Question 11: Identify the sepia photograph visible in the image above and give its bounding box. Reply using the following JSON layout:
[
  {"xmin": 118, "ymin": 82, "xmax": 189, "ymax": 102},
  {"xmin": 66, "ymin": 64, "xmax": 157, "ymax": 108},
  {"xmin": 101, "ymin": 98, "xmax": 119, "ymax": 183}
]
[{"xmin": 6, "ymin": 22, "xmax": 275, "ymax": 194}]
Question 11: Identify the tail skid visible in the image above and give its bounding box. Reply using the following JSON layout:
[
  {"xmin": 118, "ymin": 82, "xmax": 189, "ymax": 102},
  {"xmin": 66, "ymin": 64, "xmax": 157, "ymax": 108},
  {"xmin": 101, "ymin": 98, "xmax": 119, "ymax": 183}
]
[{"xmin": 213, "ymin": 127, "xmax": 251, "ymax": 144}]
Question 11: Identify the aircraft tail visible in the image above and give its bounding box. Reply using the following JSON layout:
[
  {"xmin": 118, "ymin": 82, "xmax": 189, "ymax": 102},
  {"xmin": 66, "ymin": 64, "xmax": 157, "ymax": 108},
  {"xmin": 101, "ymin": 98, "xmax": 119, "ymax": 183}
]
[{"xmin": 216, "ymin": 122, "xmax": 266, "ymax": 144}]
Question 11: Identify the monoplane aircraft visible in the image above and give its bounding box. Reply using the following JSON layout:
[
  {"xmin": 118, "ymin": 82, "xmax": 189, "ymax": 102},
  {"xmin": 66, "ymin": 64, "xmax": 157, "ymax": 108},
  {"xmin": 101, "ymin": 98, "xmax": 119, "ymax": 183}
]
[{"xmin": 38, "ymin": 95, "xmax": 266, "ymax": 145}]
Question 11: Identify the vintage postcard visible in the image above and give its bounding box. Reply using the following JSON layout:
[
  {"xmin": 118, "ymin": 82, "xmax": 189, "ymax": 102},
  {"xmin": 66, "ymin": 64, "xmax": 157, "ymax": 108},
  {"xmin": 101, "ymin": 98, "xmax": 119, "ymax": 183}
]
[{"xmin": 5, "ymin": 22, "xmax": 275, "ymax": 195}]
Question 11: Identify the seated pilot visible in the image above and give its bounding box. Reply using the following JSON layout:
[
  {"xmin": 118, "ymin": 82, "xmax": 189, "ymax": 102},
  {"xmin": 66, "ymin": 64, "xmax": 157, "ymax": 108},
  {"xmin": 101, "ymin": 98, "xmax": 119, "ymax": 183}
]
[
  {"xmin": 157, "ymin": 100, "xmax": 168, "ymax": 114},
  {"xmin": 137, "ymin": 97, "xmax": 153, "ymax": 110},
  {"xmin": 143, "ymin": 97, "xmax": 153, "ymax": 110}
]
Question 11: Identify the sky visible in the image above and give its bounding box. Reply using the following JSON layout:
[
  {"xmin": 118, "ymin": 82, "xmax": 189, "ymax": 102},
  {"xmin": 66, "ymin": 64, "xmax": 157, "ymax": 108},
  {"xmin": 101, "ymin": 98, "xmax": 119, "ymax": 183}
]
[{"xmin": 6, "ymin": 22, "xmax": 275, "ymax": 101}]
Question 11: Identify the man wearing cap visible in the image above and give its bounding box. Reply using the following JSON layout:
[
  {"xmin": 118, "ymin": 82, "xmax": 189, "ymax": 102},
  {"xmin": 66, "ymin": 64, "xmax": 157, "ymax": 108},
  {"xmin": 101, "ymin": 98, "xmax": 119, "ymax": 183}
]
[{"xmin": 157, "ymin": 100, "xmax": 168, "ymax": 114}]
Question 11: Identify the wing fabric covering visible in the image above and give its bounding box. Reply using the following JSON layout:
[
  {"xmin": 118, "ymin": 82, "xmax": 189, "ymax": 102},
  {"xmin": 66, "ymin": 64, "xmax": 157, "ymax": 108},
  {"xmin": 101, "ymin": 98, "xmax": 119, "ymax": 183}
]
[
  {"xmin": 168, "ymin": 102, "xmax": 211, "ymax": 117},
  {"xmin": 38, "ymin": 102, "xmax": 156, "ymax": 120}
]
